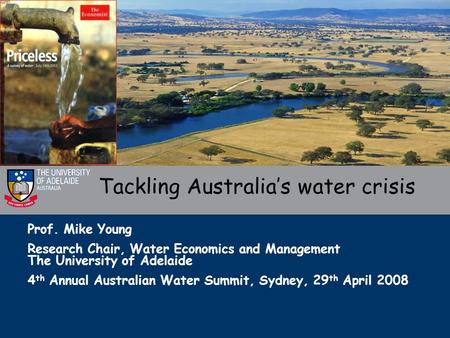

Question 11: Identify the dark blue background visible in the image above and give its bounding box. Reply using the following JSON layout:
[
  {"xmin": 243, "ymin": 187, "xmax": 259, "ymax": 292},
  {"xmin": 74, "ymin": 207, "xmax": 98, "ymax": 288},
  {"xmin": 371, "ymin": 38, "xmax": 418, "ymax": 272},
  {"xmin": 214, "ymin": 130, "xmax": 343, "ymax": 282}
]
[{"xmin": 1, "ymin": 215, "xmax": 448, "ymax": 337}]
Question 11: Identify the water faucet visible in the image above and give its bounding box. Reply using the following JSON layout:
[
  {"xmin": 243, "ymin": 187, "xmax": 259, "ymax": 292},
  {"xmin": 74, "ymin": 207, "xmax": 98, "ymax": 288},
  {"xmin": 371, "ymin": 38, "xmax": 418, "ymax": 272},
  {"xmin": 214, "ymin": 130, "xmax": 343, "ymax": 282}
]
[{"xmin": 0, "ymin": 3, "xmax": 80, "ymax": 45}]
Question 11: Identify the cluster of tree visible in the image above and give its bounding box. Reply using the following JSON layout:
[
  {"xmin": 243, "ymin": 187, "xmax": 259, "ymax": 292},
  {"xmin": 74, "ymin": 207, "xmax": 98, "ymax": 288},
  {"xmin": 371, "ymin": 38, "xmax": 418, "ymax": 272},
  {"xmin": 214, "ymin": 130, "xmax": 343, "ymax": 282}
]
[
  {"xmin": 346, "ymin": 102, "xmax": 386, "ymax": 137},
  {"xmin": 301, "ymin": 147, "xmax": 353, "ymax": 165},
  {"xmin": 135, "ymin": 67, "xmax": 164, "ymax": 76},
  {"xmin": 117, "ymin": 48, "xmax": 151, "ymax": 56},
  {"xmin": 127, "ymin": 61, "xmax": 189, "ymax": 68},
  {"xmin": 251, "ymin": 69, "xmax": 391, "ymax": 81},
  {"xmin": 298, "ymin": 64, "xmax": 319, "ymax": 72},
  {"xmin": 301, "ymin": 147, "xmax": 333, "ymax": 164},
  {"xmin": 158, "ymin": 77, "xmax": 178, "ymax": 86},
  {"xmin": 118, "ymin": 25, "xmax": 219, "ymax": 35},
  {"xmin": 337, "ymin": 45, "xmax": 356, "ymax": 56},
  {"xmin": 400, "ymin": 83, "xmax": 422, "ymax": 95},
  {"xmin": 201, "ymin": 48, "xmax": 225, "ymax": 54},
  {"xmin": 300, "ymin": 146, "xmax": 449, "ymax": 166},
  {"xmin": 388, "ymin": 61, "xmax": 428, "ymax": 77},
  {"xmin": 325, "ymin": 62, "xmax": 355, "ymax": 71},
  {"xmin": 189, "ymin": 90, "xmax": 267, "ymax": 115},
  {"xmin": 117, "ymin": 92, "xmax": 187, "ymax": 127},
  {"xmin": 272, "ymin": 106, "xmax": 295, "ymax": 118},
  {"xmin": 289, "ymin": 82, "xmax": 327, "ymax": 95},
  {"xmin": 197, "ymin": 63, "xmax": 225, "ymax": 71},
  {"xmin": 386, "ymin": 45, "xmax": 408, "ymax": 56},
  {"xmin": 348, "ymin": 84, "xmax": 446, "ymax": 113},
  {"xmin": 402, "ymin": 149, "xmax": 450, "ymax": 165}
]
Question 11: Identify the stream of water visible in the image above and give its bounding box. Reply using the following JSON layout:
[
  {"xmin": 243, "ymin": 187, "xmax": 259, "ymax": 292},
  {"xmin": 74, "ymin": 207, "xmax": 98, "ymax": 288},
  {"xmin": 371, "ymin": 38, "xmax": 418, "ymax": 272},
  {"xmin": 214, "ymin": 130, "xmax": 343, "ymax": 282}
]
[{"xmin": 56, "ymin": 44, "xmax": 84, "ymax": 118}]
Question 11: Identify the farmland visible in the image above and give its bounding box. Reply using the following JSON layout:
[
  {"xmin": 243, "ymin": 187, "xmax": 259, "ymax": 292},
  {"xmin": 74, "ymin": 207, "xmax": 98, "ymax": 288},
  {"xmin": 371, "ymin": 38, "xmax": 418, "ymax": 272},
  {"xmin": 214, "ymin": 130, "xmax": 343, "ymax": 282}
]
[{"xmin": 117, "ymin": 9, "xmax": 450, "ymax": 166}]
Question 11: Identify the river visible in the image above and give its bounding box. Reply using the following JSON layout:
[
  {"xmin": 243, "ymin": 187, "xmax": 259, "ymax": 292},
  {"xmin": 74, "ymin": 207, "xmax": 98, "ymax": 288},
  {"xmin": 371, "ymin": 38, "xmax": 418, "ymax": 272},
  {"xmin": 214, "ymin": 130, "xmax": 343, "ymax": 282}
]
[
  {"xmin": 121, "ymin": 97, "xmax": 331, "ymax": 149},
  {"xmin": 118, "ymin": 96, "xmax": 443, "ymax": 149},
  {"xmin": 130, "ymin": 55, "xmax": 409, "ymax": 83}
]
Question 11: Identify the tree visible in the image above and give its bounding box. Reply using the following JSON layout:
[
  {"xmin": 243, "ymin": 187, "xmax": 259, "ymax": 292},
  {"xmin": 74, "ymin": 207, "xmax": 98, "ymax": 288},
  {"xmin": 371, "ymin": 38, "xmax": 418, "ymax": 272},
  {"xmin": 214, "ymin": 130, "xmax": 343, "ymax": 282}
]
[
  {"xmin": 336, "ymin": 99, "xmax": 348, "ymax": 110},
  {"xmin": 199, "ymin": 145, "xmax": 225, "ymax": 160},
  {"xmin": 340, "ymin": 79, "xmax": 346, "ymax": 85},
  {"xmin": 325, "ymin": 62, "xmax": 334, "ymax": 70},
  {"xmin": 316, "ymin": 82, "xmax": 326, "ymax": 92},
  {"xmin": 346, "ymin": 141, "xmax": 365, "ymax": 154},
  {"xmin": 402, "ymin": 151, "xmax": 421, "ymax": 165},
  {"xmin": 369, "ymin": 90, "xmax": 384, "ymax": 102},
  {"xmin": 395, "ymin": 95, "xmax": 416, "ymax": 110},
  {"xmin": 416, "ymin": 119, "xmax": 433, "ymax": 131},
  {"xmin": 437, "ymin": 149, "xmax": 450, "ymax": 163},
  {"xmin": 315, "ymin": 147, "xmax": 333, "ymax": 160},
  {"xmin": 236, "ymin": 58, "xmax": 247, "ymax": 64},
  {"xmin": 347, "ymin": 106, "xmax": 364, "ymax": 122},
  {"xmin": 167, "ymin": 78, "xmax": 177, "ymax": 85},
  {"xmin": 400, "ymin": 83, "xmax": 422, "ymax": 95},
  {"xmin": 289, "ymin": 83, "xmax": 300, "ymax": 92},
  {"xmin": 314, "ymin": 82, "xmax": 327, "ymax": 95},
  {"xmin": 394, "ymin": 115, "xmax": 406, "ymax": 123},
  {"xmin": 301, "ymin": 82, "xmax": 315, "ymax": 93},
  {"xmin": 381, "ymin": 95, "xmax": 396, "ymax": 107},
  {"xmin": 357, "ymin": 123, "xmax": 376, "ymax": 138},
  {"xmin": 301, "ymin": 151, "xmax": 321, "ymax": 165},
  {"xmin": 334, "ymin": 152, "xmax": 353, "ymax": 164},
  {"xmin": 136, "ymin": 74, "xmax": 149, "ymax": 83},
  {"xmin": 272, "ymin": 106, "xmax": 295, "ymax": 118},
  {"xmin": 375, "ymin": 122, "xmax": 387, "ymax": 132},
  {"xmin": 365, "ymin": 101, "xmax": 385, "ymax": 115}
]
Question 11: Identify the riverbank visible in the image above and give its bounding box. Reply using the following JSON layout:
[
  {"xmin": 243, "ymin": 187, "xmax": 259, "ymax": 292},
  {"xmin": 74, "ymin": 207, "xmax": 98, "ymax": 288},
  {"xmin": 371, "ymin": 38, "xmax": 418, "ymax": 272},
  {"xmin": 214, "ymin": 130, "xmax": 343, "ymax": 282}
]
[
  {"xmin": 118, "ymin": 105, "xmax": 450, "ymax": 166},
  {"xmin": 118, "ymin": 90, "xmax": 445, "ymax": 149}
]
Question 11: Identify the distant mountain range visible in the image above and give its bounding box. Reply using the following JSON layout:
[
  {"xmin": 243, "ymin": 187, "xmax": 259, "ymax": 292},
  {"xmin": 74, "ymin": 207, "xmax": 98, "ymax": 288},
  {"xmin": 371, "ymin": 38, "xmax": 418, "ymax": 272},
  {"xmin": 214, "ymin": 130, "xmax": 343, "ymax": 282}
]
[
  {"xmin": 242, "ymin": 8, "xmax": 450, "ymax": 20},
  {"xmin": 119, "ymin": 8, "xmax": 450, "ymax": 26}
]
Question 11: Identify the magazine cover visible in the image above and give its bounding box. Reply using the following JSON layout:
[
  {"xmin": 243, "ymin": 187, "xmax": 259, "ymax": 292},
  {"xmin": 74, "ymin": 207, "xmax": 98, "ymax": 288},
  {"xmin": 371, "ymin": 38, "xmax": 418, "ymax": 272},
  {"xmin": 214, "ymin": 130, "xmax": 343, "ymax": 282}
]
[{"xmin": 0, "ymin": 0, "xmax": 117, "ymax": 164}]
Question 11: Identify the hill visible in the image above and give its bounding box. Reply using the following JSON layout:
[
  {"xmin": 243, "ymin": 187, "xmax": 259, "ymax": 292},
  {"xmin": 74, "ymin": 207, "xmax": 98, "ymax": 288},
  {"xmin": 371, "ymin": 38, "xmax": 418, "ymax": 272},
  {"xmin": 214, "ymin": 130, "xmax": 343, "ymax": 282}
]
[{"xmin": 243, "ymin": 8, "xmax": 450, "ymax": 23}]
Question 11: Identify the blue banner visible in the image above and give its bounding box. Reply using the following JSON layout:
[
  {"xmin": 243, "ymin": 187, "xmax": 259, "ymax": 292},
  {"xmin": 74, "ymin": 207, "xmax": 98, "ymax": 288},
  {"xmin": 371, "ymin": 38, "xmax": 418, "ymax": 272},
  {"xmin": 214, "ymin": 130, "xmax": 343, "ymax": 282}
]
[{"xmin": 1, "ymin": 215, "xmax": 448, "ymax": 336}]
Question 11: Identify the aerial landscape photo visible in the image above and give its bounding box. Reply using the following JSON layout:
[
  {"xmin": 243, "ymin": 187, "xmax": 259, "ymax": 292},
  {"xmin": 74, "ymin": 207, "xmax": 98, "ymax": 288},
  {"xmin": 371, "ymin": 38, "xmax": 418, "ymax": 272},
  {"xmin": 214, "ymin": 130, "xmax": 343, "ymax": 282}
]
[{"xmin": 116, "ymin": 0, "xmax": 450, "ymax": 166}]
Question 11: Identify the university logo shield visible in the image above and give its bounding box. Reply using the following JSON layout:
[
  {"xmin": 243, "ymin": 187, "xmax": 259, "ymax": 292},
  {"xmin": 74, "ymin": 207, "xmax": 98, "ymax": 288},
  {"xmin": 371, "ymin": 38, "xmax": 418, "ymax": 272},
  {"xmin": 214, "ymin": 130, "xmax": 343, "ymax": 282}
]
[{"xmin": 5, "ymin": 169, "xmax": 37, "ymax": 208}]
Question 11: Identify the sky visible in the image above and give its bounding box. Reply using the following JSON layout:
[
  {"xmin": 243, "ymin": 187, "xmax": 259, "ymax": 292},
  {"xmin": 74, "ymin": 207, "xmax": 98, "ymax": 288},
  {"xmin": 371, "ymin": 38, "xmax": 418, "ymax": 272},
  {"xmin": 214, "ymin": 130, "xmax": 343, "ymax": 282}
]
[{"xmin": 119, "ymin": 0, "xmax": 450, "ymax": 12}]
